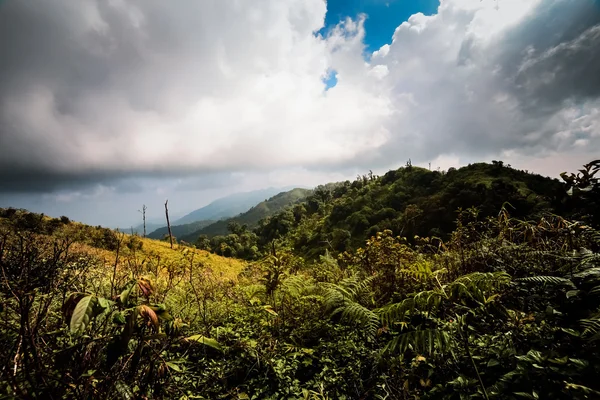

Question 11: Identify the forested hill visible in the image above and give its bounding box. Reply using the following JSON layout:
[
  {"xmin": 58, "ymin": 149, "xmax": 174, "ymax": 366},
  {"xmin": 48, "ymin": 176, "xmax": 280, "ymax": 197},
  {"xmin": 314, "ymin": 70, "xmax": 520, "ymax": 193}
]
[
  {"xmin": 173, "ymin": 187, "xmax": 294, "ymax": 225},
  {"xmin": 182, "ymin": 188, "xmax": 311, "ymax": 241},
  {"xmin": 147, "ymin": 219, "xmax": 215, "ymax": 240},
  {"xmin": 254, "ymin": 161, "xmax": 569, "ymax": 259}
]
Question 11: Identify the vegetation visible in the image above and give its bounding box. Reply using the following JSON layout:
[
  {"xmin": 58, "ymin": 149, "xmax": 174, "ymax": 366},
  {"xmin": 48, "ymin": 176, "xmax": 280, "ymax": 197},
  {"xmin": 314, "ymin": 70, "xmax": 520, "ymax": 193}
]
[
  {"xmin": 186, "ymin": 188, "xmax": 311, "ymax": 261},
  {"xmin": 251, "ymin": 161, "xmax": 569, "ymax": 260},
  {"xmin": 185, "ymin": 188, "xmax": 311, "ymax": 240},
  {"xmin": 174, "ymin": 187, "xmax": 299, "ymax": 226},
  {"xmin": 148, "ymin": 220, "xmax": 215, "ymax": 241},
  {"xmin": 0, "ymin": 160, "xmax": 599, "ymax": 399}
]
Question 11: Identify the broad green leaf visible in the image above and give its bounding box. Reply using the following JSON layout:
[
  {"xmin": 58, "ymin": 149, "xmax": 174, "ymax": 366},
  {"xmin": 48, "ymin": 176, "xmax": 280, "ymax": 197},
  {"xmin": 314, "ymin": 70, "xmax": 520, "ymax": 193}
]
[
  {"xmin": 186, "ymin": 335, "xmax": 223, "ymax": 351},
  {"xmin": 263, "ymin": 305, "xmax": 278, "ymax": 316},
  {"xmin": 70, "ymin": 295, "xmax": 95, "ymax": 335},
  {"xmin": 166, "ymin": 361, "xmax": 181, "ymax": 372},
  {"xmin": 97, "ymin": 297, "xmax": 110, "ymax": 309},
  {"xmin": 119, "ymin": 281, "xmax": 136, "ymax": 306},
  {"xmin": 487, "ymin": 359, "xmax": 500, "ymax": 367}
]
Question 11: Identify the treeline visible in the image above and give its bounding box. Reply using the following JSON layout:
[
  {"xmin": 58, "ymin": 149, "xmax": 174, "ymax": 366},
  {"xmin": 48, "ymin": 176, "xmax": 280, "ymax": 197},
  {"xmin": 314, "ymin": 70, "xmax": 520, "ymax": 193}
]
[
  {"xmin": 0, "ymin": 208, "xmax": 143, "ymax": 252},
  {"xmin": 195, "ymin": 161, "xmax": 579, "ymax": 260}
]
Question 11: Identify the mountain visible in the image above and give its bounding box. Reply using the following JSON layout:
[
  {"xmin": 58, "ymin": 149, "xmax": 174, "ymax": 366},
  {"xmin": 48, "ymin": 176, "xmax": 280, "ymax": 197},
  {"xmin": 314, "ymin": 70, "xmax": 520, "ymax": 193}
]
[
  {"xmin": 174, "ymin": 187, "xmax": 299, "ymax": 225},
  {"xmin": 147, "ymin": 219, "xmax": 215, "ymax": 240},
  {"xmin": 130, "ymin": 222, "xmax": 163, "ymax": 235},
  {"xmin": 181, "ymin": 188, "xmax": 311, "ymax": 241},
  {"xmin": 252, "ymin": 162, "xmax": 569, "ymax": 259}
]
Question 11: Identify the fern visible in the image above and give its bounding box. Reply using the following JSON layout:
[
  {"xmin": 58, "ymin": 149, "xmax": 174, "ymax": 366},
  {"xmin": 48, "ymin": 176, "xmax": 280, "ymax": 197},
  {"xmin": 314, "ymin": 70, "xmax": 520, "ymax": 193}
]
[
  {"xmin": 280, "ymin": 274, "xmax": 318, "ymax": 299},
  {"xmin": 516, "ymin": 276, "xmax": 575, "ymax": 287},
  {"xmin": 377, "ymin": 290, "xmax": 442, "ymax": 327},
  {"xmin": 580, "ymin": 317, "xmax": 600, "ymax": 340},
  {"xmin": 384, "ymin": 328, "xmax": 452, "ymax": 355},
  {"xmin": 322, "ymin": 275, "xmax": 379, "ymax": 338}
]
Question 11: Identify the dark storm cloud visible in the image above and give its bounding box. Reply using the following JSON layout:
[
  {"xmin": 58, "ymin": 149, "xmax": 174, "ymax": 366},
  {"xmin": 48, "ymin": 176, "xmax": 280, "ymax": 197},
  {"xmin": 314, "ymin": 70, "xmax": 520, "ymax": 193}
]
[
  {"xmin": 0, "ymin": 0, "xmax": 599, "ymax": 196},
  {"xmin": 496, "ymin": 0, "xmax": 600, "ymax": 112}
]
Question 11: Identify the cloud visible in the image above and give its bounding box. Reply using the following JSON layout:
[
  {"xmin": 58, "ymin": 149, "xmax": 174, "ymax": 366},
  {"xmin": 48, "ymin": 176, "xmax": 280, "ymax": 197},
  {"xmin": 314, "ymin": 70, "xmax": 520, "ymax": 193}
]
[
  {"xmin": 366, "ymin": 0, "xmax": 600, "ymax": 167},
  {"xmin": 0, "ymin": 0, "xmax": 599, "ymax": 194}
]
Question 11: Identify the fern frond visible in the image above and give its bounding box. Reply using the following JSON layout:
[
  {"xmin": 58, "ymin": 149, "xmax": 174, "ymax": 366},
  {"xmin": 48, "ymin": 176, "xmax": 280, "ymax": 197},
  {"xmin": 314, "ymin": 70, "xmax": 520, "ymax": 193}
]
[
  {"xmin": 447, "ymin": 272, "xmax": 511, "ymax": 304},
  {"xmin": 377, "ymin": 290, "xmax": 442, "ymax": 327},
  {"xmin": 321, "ymin": 274, "xmax": 378, "ymax": 338},
  {"xmin": 384, "ymin": 328, "xmax": 452, "ymax": 355},
  {"xmin": 280, "ymin": 275, "xmax": 317, "ymax": 298},
  {"xmin": 245, "ymin": 284, "xmax": 266, "ymax": 303},
  {"xmin": 580, "ymin": 317, "xmax": 600, "ymax": 340},
  {"xmin": 333, "ymin": 302, "xmax": 379, "ymax": 338},
  {"xmin": 516, "ymin": 276, "xmax": 575, "ymax": 288}
]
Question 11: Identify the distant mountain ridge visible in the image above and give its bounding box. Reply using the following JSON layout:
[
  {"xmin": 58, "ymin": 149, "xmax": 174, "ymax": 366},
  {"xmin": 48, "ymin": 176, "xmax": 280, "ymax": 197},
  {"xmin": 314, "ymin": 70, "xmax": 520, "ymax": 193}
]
[
  {"xmin": 174, "ymin": 187, "xmax": 298, "ymax": 225},
  {"xmin": 147, "ymin": 220, "xmax": 215, "ymax": 240},
  {"xmin": 133, "ymin": 186, "xmax": 301, "ymax": 236},
  {"xmin": 181, "ymin": 188, "xmax": 312, "ymax": 242}
]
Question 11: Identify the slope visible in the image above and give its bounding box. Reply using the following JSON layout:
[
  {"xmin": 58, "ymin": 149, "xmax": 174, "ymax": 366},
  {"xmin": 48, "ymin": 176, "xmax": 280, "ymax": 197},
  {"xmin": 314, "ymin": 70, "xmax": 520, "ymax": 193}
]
[
  {"xmin": 174, "ymin": 187, "xmax": 296, "ymax": 225},
  {"xmin": 147, "ymin": 219, "xmax": 215, "ymax": 240},
  {"xmin": 182, "ymin": 188, "xmax": 311, "ymax": 241},
  {"xmin": 0, "ymin": 208, "xmax": 247, "ymax": 281},
  {"xmin": 254, "ymin": 162, "xmax": 569, "ymax": 259}
]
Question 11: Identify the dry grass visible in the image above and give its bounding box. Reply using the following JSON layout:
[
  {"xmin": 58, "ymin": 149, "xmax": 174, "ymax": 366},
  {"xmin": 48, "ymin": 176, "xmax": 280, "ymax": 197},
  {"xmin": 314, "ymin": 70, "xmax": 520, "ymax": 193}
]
[{"xmin": 77, "ymin": 234, "xmax": 248, "ymax": 282}]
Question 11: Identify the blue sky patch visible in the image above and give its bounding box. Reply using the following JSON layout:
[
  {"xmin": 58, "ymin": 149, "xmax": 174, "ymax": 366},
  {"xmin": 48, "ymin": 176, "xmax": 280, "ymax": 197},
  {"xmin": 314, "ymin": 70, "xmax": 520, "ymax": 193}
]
[
  {"xmin": 322, "ymin": 0, "xmax": 439, "ymax": 52},
  {"xmin": 323, "ymin": 69, "xmax": 338, "ymax": 90}
]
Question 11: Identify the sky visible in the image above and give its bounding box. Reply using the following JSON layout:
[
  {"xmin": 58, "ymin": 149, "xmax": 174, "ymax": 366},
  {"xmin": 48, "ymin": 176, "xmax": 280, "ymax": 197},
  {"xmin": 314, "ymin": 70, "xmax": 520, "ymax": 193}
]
[{"xmin": 0, "ymin": 0, "xmax": 599, "ymax": 228}]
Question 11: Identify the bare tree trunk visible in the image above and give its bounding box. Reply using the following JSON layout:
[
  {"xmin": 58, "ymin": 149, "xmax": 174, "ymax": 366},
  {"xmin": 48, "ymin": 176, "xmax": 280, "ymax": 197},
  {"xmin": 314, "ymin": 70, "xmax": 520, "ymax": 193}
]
[
  {"xmin": 164, "ymin": 200, "xmax": 174, "ymax": 249},
  {"xmin": 142, "ymin": 204, "xmax": 147, "ymax": 238}
]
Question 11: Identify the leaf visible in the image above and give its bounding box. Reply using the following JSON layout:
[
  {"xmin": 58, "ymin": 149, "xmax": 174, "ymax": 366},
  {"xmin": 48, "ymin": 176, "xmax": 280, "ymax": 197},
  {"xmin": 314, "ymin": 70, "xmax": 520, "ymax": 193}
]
[
  {"xmin": 566, "ymin": 290, "xmax": 580, "ymax": 299},
  {"xmin": 97, "ymin": 296, "xmax": 111, "ymax": 309},
  {"xmin": 112, "ymin": 312, "xmax": 126, "ymax": 325},
  {"xmin": 263, "ymin": 305, "xmax": 278, "ymax": 316},
  {"xmin": 513, "ymin": 392, "xmax": 537, "ymax": 399},
  {"xmin": 165, "ymin": 361, "xmax": 181, "ymax": 372},
  {"xmin": 186, "ymin": 335, "xmax": 223, "ymax": 351},
  {"xmin": 138, "ymin": 305, "xmax": 159, "ymax": 330},
  {"xmin": 119, "ymin": 281, "xmax": 136, "ymax": 307},
  {"xmin": 487, "ymin": 359, "xmax": 500, "ymax": 367},
  {"xmin": 62, "ymin": 292, "xmax": 88, "ymax": 321},
  {"xmin": 70, "ymin": 295, "xmax": 95, "ymax": 335},
  {"xmin": 138, "ymin": 277, "xmax": 154, "ymax": 298}
]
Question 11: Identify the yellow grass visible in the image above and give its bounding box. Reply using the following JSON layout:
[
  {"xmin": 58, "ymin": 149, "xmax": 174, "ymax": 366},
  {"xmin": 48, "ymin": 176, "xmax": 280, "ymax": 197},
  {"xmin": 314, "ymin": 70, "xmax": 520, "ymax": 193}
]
[{"xmin": 74, "ymin": 235, "xmax": 248, "ymax": 282}]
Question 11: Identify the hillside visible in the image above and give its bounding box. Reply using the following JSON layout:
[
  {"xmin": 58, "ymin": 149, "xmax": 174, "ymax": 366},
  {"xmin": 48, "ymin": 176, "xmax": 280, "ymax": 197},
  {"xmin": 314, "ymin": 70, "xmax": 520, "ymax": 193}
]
[
  {"xmin": 174, "ymin": 187, "xmax": 296, "ymax": 225},
  {"xmin": 181, "ymin": 187, "xmax": 311, "ymax": 241},
  {"xmin": 253, "ymin": 162, "xmax": 569, "ymax": 259},
  {"xmin": 0, "ymin": 208, "xmax": 247, "ymax": 281},
  {"xmin": 131, "ymin": 221, "xmax": 163, "ymax": 235},
  {"xmin": 1, "ymin": 161, "xmax": 599, "ymax": 399},
  {"xmin": 147, "ymin": 219, "xmax": 215, "ymax": 240}
]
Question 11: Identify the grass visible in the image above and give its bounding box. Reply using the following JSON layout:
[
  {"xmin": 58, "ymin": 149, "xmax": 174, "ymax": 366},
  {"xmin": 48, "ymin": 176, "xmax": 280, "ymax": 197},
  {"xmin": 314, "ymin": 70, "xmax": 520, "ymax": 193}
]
[
  {"xmin": 0, "ymin": 214, "xmax": 248, "ymax": 283},
  {"xmin": 80, "ymin": 234, "xmax": 248, "ymax": 283}
]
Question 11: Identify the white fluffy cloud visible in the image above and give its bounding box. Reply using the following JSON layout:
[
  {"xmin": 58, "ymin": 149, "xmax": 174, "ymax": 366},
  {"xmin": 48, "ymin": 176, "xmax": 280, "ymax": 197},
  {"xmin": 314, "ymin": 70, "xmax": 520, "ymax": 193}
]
[{"xmin": 0, "ymin": 0, "xmax": 599, "ymax": 194}]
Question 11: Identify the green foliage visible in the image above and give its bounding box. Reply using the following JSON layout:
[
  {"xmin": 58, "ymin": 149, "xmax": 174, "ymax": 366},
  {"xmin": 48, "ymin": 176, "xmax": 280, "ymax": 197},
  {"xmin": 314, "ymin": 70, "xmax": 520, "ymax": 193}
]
[
  {"xmin": 1, "ymin": 160, "xmax": 599, "ymax": 399},
  {"xmin": 183, "ymin": 187, "xmax": 311, "ymax": 241}
]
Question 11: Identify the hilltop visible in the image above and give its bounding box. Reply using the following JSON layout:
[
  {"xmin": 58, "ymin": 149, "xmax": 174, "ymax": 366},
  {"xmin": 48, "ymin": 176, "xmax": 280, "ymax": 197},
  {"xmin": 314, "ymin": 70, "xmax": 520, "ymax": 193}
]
[{"xmin": 253, "ymin": 161, "xmax": 568, "ymax": 259}]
